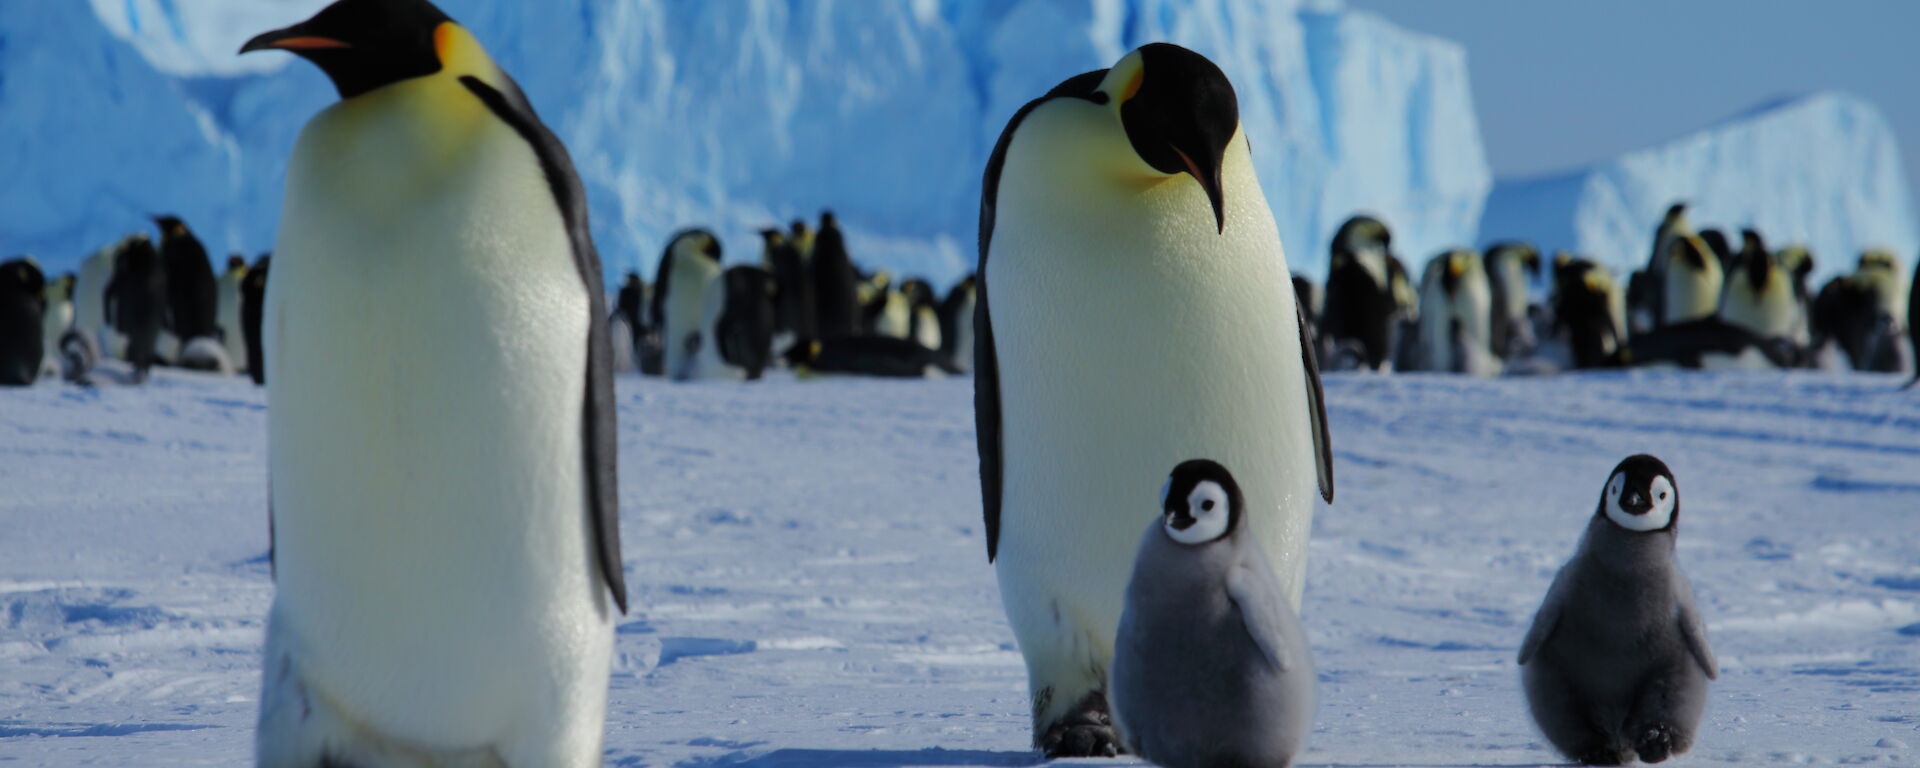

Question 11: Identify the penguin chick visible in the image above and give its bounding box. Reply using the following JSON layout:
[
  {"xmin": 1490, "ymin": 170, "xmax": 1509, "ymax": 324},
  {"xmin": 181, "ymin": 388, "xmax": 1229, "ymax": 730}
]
[
  {"xmin": 1111, "ymin": 460, "xmax": 1315, "ymax": 768},
  {"xmin": 1520, "ymin": 454, "xmax": 1716, "ymax": 766}
]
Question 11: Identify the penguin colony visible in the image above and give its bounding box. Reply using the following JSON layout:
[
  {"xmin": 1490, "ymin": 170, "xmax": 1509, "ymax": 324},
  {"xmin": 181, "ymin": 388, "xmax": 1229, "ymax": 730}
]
[{"xmin": 2, "ymin": 5, "xmax": 1912, "ymax": 767}]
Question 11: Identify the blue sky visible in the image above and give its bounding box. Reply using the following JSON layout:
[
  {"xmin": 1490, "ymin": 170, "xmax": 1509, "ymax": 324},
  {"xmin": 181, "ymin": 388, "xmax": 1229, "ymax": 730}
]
[{"xmin": 1348, "ymin": 0, "xmax": 1920, "ymax": 205}]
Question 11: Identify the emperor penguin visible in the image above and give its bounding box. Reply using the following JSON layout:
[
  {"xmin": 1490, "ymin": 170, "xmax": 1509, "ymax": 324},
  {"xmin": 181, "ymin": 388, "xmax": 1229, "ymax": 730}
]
[
  {"xmin": 1411, "ymin": 249, "xmax": 1500, "ymax": 375},
  {"xmin": 900, "ymin": 278, "xmax": 943, "ymax": 351},
  {"xmin": 1110, "ymin": 460, "xmax": 1315, "ymax": 768},
  {"xmin": 241, "ymin": 254, "xmax": 269, "ymax": 386},
  {"xmin": 0, "ymin": 257, "xmax": 48, "ymax": 386},
  {"xmin": 1549, "ymin": 255, "xmax": 1626, "ymax": 370},
  {"xmin": 1520, "ymin": 455, "xmax": 1716, "ymax": 765},
  {"xmin": 217, "ymin": 255, "xmax": 250, "ymax": 371},
  {"xmin": 1485, "ymin": 241, "xmax": 1541, "ymax": 359},
  {"xmin": 649, "ymin": 228, "xmax": 724, "ymax": 381},
  {"xmin": 790, "ymin": 219, "xmax": 816, "ymax": 262},
  {"xmin": 1719, "ymin": 231, "xmax": 1803, "ymax": 344},
  {"xmin": 859, "ymin": 269, "xmax": 910, "ymax": 338},
  {"xmin": 937, "ymin": 275, "xmax": 976, "ymax": 372},
  {"xmin": 783, "ymin": 335, "xmax": 958, "ymax": 378},
  {"xmin": 1659, "ymin": 232, "xmax": 1722, "ymax": 327},
  {"xmin": 155, "ymin": 215, "xmax": 219, "ymax": 358},
  {"xmin": 976, "ymin": 42, "xmax": 1333, "ymax": 756},
  {"xmin": 41, "ymin": 273, "xmax": 76, "ymax": 380},
  {"xmin": 690, "ymin": 264, "xmax": 776, "ymax": 381},
  {"xmin": 760, "ymin": 228, "xmax": 815, "ymax": 348},
  {"xmin": 1319, "ymin": 214, "xmax": 1412, "ymax": 371},
  {"xmin": 811, "ymin": 211, "xmax": 860, "ymax": 338},
  {"xmin": 1639, "ymin": 202, "xmax": 1693, "ymax": 329},
  {"xmin": 240, "ymin": 2, "xmax": 627, "ymax": 765},
  {"xmin": 104, "ymin": 235, "xmax": 168, "ymax": 381}
]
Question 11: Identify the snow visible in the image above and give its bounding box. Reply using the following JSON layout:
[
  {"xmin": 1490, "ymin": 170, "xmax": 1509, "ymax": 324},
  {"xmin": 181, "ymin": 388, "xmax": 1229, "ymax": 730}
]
[
  {"xmin": 1480, "ymin": 93, "xmax": 1919, "ymax": 283},
  {"xmin": 7, "ymin": 0, "xmax": 1488, "ymax": 285},
  {"xmin": 4, "ymin": 366, "xmax": 1918, "ymax": 766}
]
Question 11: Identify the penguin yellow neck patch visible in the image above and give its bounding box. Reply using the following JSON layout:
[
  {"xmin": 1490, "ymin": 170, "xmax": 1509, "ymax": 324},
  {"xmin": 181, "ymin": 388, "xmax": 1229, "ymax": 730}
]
[{"xmin": 432, "ymin": 22, "xmax": 496, "ymax": 82}]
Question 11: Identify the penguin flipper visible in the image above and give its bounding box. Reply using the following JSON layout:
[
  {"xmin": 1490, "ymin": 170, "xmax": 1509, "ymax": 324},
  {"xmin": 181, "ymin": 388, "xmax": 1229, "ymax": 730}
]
[
  {"xmin": 1227, "ymin": 553, "xmax": 1295, "ymax": 673},
  {"xmin": 1674, "ymin": 571, "xmax": 1718, "ymax": 679},
  {"xmin": 461, "ymin": 74, "xmax": 627, "ymax": 614},
  {"xmin": 974, "ymin": 281, "xmax": 1004, "ymax": 562},
  {"xmin": 1518, "ymin": 565, "xmax": 1572, "ymax": 665},
  {"xmin": 1297, "ymin": 299, "xmax": 1334, "ymax": 503}
]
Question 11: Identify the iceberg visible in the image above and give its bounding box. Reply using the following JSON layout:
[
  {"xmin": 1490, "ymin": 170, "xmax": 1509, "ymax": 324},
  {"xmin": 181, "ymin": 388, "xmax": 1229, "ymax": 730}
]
[{"xmin": 1479, "ymin": 92, "xmax": 1917, "ymax": 283}]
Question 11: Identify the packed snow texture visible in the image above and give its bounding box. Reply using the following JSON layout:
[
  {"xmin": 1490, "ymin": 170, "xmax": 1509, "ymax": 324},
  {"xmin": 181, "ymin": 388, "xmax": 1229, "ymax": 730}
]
[
  {"xmin": 2, "ymin": 367, "xmax": 1918, "ymax": 766},
  {"xmin": 6, "ymin": 0, "xmax": 1487, "ymax": 285},
  {"xmin": 1480, "ymin": 92, "xmax": 1919, "ymax": 283}
]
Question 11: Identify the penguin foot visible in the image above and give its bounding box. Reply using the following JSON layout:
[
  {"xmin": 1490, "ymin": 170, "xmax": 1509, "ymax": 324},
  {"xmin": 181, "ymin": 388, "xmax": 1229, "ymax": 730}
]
[
  {"xmin": 1038, "ymin": 692, "xmax": 1124, "ymax": 759},
  {"xmin": 1572, "ymin": 746, "xmax": 1627, "ymax": 766},
  {"xmin": 1635, "ymin": 723, "xmax": 1674, "ymax": 763}
]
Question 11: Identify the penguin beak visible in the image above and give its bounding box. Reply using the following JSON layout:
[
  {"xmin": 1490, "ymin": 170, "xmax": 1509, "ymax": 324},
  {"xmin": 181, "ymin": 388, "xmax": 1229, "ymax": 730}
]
[
  {"xmin": 1166, "ymin": 508, "xmax": 1197, "ymax": 531},
  {"xmin": 1620, "ymin": 489, "xmax": 1651, "ymax": 515},
  {"xmin": 1172, "ymin": 146, "xmax": 1228, "ymax": 236},
  {"xmin": 1101, "ymin": 44, "xmax": 1238, "ymax": 236},
  {"xmin": 240, "ymin": 26, "xmax": 350, "ymax": 54}
]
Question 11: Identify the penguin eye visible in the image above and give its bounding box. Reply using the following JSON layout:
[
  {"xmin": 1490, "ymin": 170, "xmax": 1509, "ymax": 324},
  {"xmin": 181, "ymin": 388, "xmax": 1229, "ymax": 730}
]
[{"xmin": 1201, "ymin": 499, "xmax": 1215, "ymax": 511}]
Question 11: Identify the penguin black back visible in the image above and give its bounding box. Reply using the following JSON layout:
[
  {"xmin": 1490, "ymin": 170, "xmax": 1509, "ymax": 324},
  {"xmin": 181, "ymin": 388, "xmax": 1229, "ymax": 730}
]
[
  {"xmin": 1551, "ymin": 256, "xmax": 1623, "ymax": 369},
  {"xmin": 716, "ymin": 265, "xmax": 776, "ymax": 380},
  {"xmin": 810, "ymin": 211, "xmax": 861, "ymax": 338},
  {"xmin": 106, "ymin": 235, "xmax": 168, "ymax": 380},
  {"xmin": 154, "ymin": 215, "xmax": 219, "ymax": 343},
  {"xmin": 761, "ymin": 229, "xmax": 816, "ymax": 342},
  {"xmin": 0, "ymin": 258, "xmax": 48, "ymax": 386}
]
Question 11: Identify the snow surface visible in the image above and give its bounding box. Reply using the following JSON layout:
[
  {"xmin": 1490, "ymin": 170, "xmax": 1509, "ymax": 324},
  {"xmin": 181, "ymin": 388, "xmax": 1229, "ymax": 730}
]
[
  {"xmin": 3, "ymin": 366, "xmax": 1918, "ymax": 766},
  {"xmin": 1479, "ymin": 93, "xmax": 1919, "ymax": 284},
  {"xmin": 6, "ymin": 0, "xmax": 1487, "ymax": 284}
]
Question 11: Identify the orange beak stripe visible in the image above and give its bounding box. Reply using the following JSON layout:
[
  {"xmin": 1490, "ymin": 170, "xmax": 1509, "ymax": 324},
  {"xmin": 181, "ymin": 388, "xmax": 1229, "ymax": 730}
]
[{"xmin": 266, "ymin": 36, "xmax": 350, "ymax": 50}]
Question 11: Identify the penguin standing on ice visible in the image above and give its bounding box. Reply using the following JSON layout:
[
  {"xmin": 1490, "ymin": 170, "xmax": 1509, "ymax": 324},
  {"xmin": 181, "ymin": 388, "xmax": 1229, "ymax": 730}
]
[
  {"xmin": 693, "ymin": 264, "xmax": 776, "ymax": 380},
  {"xmin": 1410, "ymin": 249, "xmax": 1499, "ymax": 375},
  {"xmin": 938, "ymin": 274, "xmax": 976, "ymax": 372},
  {"xmin": 1485, "ymin": 241, "xmax": 1541, "ymax": 359},
  {"xmin": 1520, "ymin": 455, "xmax": 1716, "ymax": 765},
  {"xmin": 1110, "ymin": 460, "xmax": 1315, "ymax": 768},
  {"xmin": 976, "ymin": 43, "xmax": 1332, "ymax": 756},
  {"xmin": 216, "ymin": 256, "xmax": 250, "ymax": 371},
  {"xmin": 240, "ymin": 255, "xmax": 269, "ymax": 386},
  {"xmin": 760, "ymin": 228, "xmax": 815, "ymax": 348},
  {"xmin": 1550, "ymin": 255, "xmax": 1627, "ymax": 370},
  {"xmin": 1635, "ymin": 203, "xmax": 1692, "ymax": 331},
  {"xmin": 1659, "ymin": 232, "xmax": 1722, "ymax": 327},
  {"xmin": 900, "ymin": 278, "xmax": 942, "ymax": 351},
  {"xmin": 0, "ymin": 258, "xmax": 48, "ymax": 386},
  {"xmin": 1319, "ymin": 215, "xmax": 1412, "ymax": 371},
  {"xmin": 650, "ymin": 228, "xmax": 724, "ymax": 381},
  {"xmin": 241, "ymin": 1, "xmax": 626, "ymax": 765},
  {"xmin": 811, "ymin": 211, "xmax": 860, "ymax": 338},
  {"xmin": 1719, "ymin": 231, "xmax": 1803, "ymax": 344},
  {"xmin": 105, "ymin": 235, "xmax": 168, "ymax": 381},
  {"xmin": 155, "ymin": 215, "xmax": 220, "ymax": 357}
]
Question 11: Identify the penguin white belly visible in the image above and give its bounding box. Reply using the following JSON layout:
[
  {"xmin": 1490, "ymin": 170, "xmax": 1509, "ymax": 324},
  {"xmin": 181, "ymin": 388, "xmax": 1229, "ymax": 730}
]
[
  {"xmin": 950, "ymin": 295, "xmax": 975, "ymax": 371},
  {"xmin": 876, "ymin": 294, "xmax": 911, "ymax": 339},
  {"xmin": 989, "ymin": 136, "xmax": 1320, "ymax": 681},
  {"xmin": 217, "ymin": 274, "xmax": 249, "ymax": 370},
  {"xmin": 1662, "ymin": 264, "xmax": 1721, "ymax": 325},
  {"xmin": 689, "ymin": 276, "xmax": 742, "ymax": 381},
  {"xmin": 268, "ymin": 93, "xmax": 609, "ymax": 749},
  {"xmin": 663, "ymin": 260, "xmax": 720, "ymax": 381},
  {"xmin": 912, "ymin": 305, "xmax": 943, "ymax": 351}
]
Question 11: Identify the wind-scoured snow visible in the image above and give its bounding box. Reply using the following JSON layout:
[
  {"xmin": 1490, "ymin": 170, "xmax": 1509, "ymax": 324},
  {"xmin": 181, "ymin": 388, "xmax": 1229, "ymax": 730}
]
[
  {"xmin": 1480, "ymin": 92, "xmax": 1918, "ymax": 282},
  {"xmin": 2, "ymin": 367, "xmax": 1917, "ymax": 766},
  {"xmin": 8, "ymin": 0, "xmax": 1488, "ymax": 284}
]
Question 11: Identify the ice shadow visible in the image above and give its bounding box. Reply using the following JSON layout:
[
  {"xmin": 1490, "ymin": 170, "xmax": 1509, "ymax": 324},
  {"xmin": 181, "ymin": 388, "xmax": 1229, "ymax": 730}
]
[
  {"xmin": 673, "ymin": 747, "xmax": 1044, "ymax": 767},
  {"xmin": 0, "ymin": 721, "xmax": 216, "ymax": 738}
]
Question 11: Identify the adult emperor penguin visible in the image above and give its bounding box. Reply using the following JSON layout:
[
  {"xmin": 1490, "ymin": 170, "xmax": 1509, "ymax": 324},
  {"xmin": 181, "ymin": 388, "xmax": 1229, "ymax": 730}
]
[
  {"xmin": 1520, "ymin": 455, "xmax": 1716, "ymax": 765},
  {"xmin": 1411, "ymin": 249, "xmax": 1500, "ymax": 375},
  {"xmin": 1319, "ymin": 215, "xmax": 1413, "ymax": 371},
  {"xmin": 1660, "ymin": 231, "xmax": 1722, "ymax": 327},
  {"xmin": 976, "ymin": 42, "xmax": 1333, "ymax": 756},
  {"xmin": 1110, "ymin": 460, "xmax": 1315, "ymax": 768},
  {"xmin": 900, "ymin": 278, "xmax": 943, "ymax": 351},
  {"xmin": 217, "ymin": 255, "xmax": 250, "ymax": 371},
  {"xmin": 1485, "ymin": 241, "xmax": 1541, "ymax": 359},
  {"xmin": 0, "ymin": 258, "xmax": 48, "ymax": 386},
  {"xmin": 938, "ymin": 274, "xmax": 976, "ymax": 372},
  {"xmin": 240, "ymin": 1, "xmax": 627, "ymax": 765},
  {"xmin": 811, "ymin": 211, "xmax": 861, "ymax": 338},
  {"xmin": 105, "ymin": 234, "xmax": 168, "ymax": 381},
  {"xmin": 1640, "ymin": 202, "xmax": 1693, "ymax": 329},
  {"xmin": 760, "ymin": 228, "xmax": 815, "ymax": 348},
  {"xmin": 1719, "ymin": 231, "xmax": 1803, "ymax": 343},
  {"xmin": 241, "ymin": 254, "xmax": 269, "ymax": 386},
  {"xmin": 1550, "ymin": 255, "xmax": 1627, "ymax": 370},
  {"xmin": 690, "ymin": 264, "xmax": 776, "ymax": 380},
  {"xmin": 650, "ymin": 228, "xmax": 723, "ymax": 381},
  {"xmin": 155, "ymin": 215, "xmax": 220, "ymax": 357}
]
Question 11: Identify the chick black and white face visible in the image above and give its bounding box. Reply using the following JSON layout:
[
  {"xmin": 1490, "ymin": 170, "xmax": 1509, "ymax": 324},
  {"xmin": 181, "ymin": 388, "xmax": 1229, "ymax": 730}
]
[
  {"xmin": 1159, "ymin": 459, "xmax": 1242, "ymax": 546},
  {"xmin": 1598, "ymin": 454, "xmax": 1678, "ymax": 532}
]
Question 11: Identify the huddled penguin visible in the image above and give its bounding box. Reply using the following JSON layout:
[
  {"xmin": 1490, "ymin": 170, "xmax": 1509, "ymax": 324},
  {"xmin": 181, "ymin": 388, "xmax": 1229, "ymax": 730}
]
[
  {"xmin": 760, "ymin": 228, "xmax": 815, "ymax": 348},
  {"xmin": 1813, "ymin": 251, "xmax": 1909, "ymax": 372},
  {"xmin": 783, "ymin": 335, "xmax": 958, "ymax": 378},
  {"xmin": 811, "ymin": 211, "xmax": 860, "ymax": 338},
  {"xmin": 1698, "ymin": 228, "xmax": 1735, "ymax": 275},
  {"xmin": 698, "ymin": 264, "xmax": 777, "ymax": 380},
  {"xmin": 240, "ymin": 255, "xmax": 269, "ymax": 386},
  {"xmin": 241, "ymin": 2, "xmax": 626, "ymax": 765},
  {"xmin": 155, "ymin": 215, "xmax": 220, "ymax": 359},
  {"xmin": 859, "ymin": 269, "xmax": 910, "ymax": 338},
  {"xmin": 1110, "ymin": 460, "xmax": 1315, "ymax": 768},
  {"xmin": 0, "ymin": 257, "xmax": 48, "ymax": 386},
  {"xmin": 1409, "ymin": 249, "xmax": 1499, "ymax": 375},
  {"xmin": 1319, "ymin": 214, "xmax": 1414, "ymax": 371},
  {"xmin": 937, "ymin": 274, "xmax": 977, "ymax": 372},
  {"xmin": 1719, "ymin": 231, "xmax": 1804, "ymax": 344},
  {"xmin": 1626, "ymin": 317, "xmax": 1798, "ymax": 370},
  {"xmin": 40, "ymin": 273, "xmax": 76, "ymax": 379},
  {"xmin": 650, "ymin": 228, "xmax": 724, "ymax": 381},
  {"xmin": 1636, "ymin": 202, "xmax": 1693, "ymax": 330},
  {"xmin": 1485, "ymin": 241, "xmax": 1541, "ymax": 359},
  {"xmin": 217, "ymin": 255, "xmax": 250, "ymax": 371},
  {"xmin": 900, "ymin": 278, "xmax": 942, "ymax": 351},
  {"xmin": 976, "ymin": 43, "xmax": 1333, "ymax": 756},
  {"xmin": 1549, "ymin": 255, "xmax": 1627, "ymax": 370},
  {"xmin": 104, "ymin": 234, "xmax": 169, "ymax": 381},
  {"xmin": 1659, "ymin": 232, "xmax": 1722, "ymax": 327},
  {"xmin": 1520, "ymin": 454, "xmax": 1716, "ymax": 766}
]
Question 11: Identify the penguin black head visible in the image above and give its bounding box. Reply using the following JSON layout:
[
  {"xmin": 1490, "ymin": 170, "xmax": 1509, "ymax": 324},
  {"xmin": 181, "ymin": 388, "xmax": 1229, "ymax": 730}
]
[
  {"xmin": 758, "ymin": 228, "xmax": 786, "ymax": 246},
  {"xmin": 820, "ymin": 211, "xmax": 838, "ymax": 229},
  {"xmin": 240, "ymin": 0, "xmax": 454, "ymax": 101},
  {"xmin": 1332, "ymin": 215, "xmax": 1392, "ymax": 259},
  {"xmin": 151, "ymin": 215, "xmax": 192, "ymax": 240},
  {"xmin": 667, "ymin": 229, "xmax": 722, "ymax": 263},
  {"xmin": 1159, "ymin": 459, "xmax": 1244, "ymax": 546},
  {"xmin": 227, "ymin": 255, "xmax": 248, "ymax": 271},
  {"xmin": 1097, "ymin": 43, "xmax": 1239, "ymax": 234},
  {"xmin": 1664, "ymin": 202, "xmax": 1688, "ymax": 221},
  {"xmin": 1596, "ymin": 454, "xmax": 1678, "ymax": 534}
]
